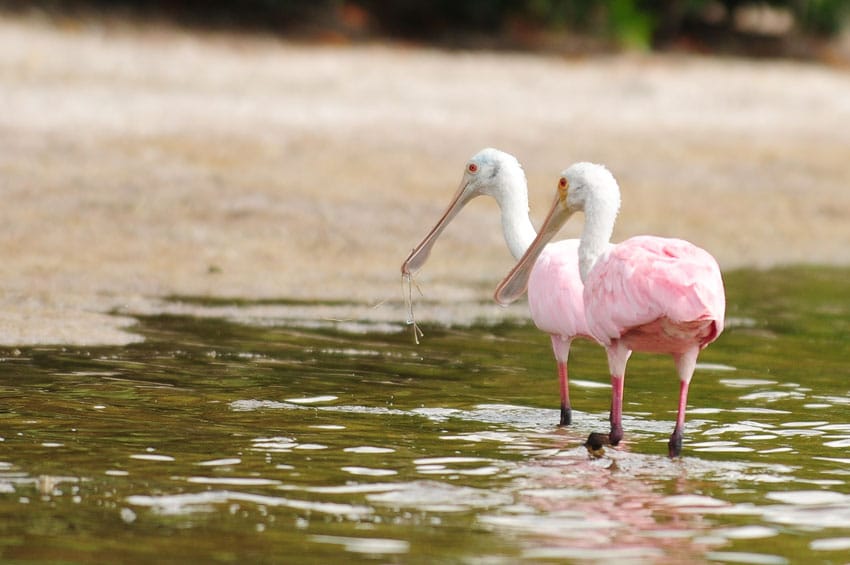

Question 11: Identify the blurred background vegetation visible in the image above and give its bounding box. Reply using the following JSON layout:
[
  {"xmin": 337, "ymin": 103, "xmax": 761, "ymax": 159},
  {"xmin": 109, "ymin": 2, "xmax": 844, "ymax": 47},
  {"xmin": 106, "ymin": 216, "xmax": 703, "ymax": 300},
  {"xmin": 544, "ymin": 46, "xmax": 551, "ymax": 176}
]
[{"xmin": 2, "ymin": 0, "xmax": 848, "ymax": 55}]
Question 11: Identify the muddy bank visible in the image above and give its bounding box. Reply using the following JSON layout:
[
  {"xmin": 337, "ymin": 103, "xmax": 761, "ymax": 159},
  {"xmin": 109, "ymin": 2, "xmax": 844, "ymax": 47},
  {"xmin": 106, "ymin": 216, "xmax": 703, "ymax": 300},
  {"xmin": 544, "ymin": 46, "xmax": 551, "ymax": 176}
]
[{"xmin": 1, "ymin": 16, "xmax": 848, "ymax": 345}]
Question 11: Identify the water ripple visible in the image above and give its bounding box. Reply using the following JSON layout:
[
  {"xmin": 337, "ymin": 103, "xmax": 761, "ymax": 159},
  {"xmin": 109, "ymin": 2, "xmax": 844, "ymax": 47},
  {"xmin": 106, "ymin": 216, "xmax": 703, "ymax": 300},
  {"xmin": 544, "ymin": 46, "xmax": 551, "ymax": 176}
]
[
  {"xmin": 127, "ymin": 491, "xmax": 373, "ymax": 518},
  {"xmin": 310, "ymin": 535, "xmax": 409, "ymax": 555},
  {"xmin": 367, "ymin": 481, "xmax": 513, "ymax": 513}
]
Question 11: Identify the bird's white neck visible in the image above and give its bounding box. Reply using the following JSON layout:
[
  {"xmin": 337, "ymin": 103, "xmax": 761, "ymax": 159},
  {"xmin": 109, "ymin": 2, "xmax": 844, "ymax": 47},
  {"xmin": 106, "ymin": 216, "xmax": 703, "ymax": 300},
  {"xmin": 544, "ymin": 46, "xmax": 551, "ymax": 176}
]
[
  {"xmin": 578, "ymin": 193, "xmax": 619, "ymax": 282},
  {"xmin": 493, "ymin": 176, "xmax": 537, "ymax": 261}
]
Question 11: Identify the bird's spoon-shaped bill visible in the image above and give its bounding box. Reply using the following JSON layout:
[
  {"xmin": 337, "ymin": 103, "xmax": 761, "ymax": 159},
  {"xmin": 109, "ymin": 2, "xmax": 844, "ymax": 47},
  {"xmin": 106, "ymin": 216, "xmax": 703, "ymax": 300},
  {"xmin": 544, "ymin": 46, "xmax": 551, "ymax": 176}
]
[{"xmin": 401, "ymin": 179, "xmax": 471, "ymax": 277}]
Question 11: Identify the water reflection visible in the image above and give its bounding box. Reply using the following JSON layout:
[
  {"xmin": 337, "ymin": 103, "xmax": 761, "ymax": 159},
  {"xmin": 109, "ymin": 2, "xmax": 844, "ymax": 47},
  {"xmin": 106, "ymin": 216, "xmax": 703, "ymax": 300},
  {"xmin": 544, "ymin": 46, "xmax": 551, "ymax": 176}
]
[
  {"xmin": 219, "ymin": 397, "xmax": 825, "ymax": 562},
  {"xmin": 1, "ymin": 379, "xmax": 849, "ymax": 562}
]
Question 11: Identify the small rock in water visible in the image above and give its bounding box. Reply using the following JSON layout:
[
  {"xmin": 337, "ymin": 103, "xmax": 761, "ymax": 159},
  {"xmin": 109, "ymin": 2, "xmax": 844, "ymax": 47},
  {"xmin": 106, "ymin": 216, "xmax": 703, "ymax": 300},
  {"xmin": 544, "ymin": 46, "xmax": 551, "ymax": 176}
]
[{"xmin": 585, "ymin": 432, "xmax": 610, "ymax": 458}]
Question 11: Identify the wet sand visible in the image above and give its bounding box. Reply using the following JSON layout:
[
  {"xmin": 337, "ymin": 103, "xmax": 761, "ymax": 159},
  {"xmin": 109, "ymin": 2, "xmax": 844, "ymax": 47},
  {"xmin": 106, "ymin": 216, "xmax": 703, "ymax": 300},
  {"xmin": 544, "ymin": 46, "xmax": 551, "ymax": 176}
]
[{"xmin": 1, "ymin": 16, "xmax": 849, "ymax": 345}]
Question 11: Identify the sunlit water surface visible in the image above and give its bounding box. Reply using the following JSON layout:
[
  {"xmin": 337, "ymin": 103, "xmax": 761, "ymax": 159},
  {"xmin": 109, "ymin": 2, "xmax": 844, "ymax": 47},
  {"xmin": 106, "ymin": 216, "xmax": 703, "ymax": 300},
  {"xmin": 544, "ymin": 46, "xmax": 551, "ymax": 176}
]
[{"xmin": 0, "ymin": 267, "xmax": 849, "ymax": 563}]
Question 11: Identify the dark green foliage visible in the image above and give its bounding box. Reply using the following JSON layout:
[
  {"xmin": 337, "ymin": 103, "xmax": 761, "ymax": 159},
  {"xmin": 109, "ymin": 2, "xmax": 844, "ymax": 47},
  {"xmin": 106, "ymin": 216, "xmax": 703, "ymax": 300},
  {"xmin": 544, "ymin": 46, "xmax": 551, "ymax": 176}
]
[
  {"xmin": 354, "ymin": 0, "xmax": 848, "ymax": 43},
  {"xmin": 3, "ymin": 0, "xmax": 847, "ymax": 45},
  {"xmin": 798, "ymin": 0, "xmax": 850, "ymax": 34}
]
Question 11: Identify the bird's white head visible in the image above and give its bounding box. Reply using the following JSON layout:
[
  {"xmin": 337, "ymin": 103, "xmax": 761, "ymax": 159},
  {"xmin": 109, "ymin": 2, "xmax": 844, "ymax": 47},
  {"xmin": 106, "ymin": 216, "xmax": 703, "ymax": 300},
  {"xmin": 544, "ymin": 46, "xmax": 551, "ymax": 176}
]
[
  {"xmin": 401, "ymin": 148, "xmax": 525, "ymax": 276},
  {"xmin": 557, "ymin": 162, "xmax": 620, "ymax": 218},
  {"xmin": 494, "ymin": 162, "xmax": 620, "ymax": 305},
  {"xmin": 456, "ymin": 147, "xmax": 526, "ymax": 202}
]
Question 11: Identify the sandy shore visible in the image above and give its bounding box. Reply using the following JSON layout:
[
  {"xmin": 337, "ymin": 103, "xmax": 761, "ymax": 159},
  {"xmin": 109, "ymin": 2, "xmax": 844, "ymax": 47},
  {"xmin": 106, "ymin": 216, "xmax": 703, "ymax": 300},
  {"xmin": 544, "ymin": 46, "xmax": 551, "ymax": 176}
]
[{"xmin": 1, "ymin": 15, "xmax": 849, "ymax": 345}]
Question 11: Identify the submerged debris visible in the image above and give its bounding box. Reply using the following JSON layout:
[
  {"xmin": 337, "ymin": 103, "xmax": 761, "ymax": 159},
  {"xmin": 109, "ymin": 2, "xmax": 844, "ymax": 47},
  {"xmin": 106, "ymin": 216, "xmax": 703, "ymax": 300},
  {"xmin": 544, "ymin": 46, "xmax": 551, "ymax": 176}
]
[{"xmin": 402, "ymin": 274, "xmax": 424, "ymax": 345}]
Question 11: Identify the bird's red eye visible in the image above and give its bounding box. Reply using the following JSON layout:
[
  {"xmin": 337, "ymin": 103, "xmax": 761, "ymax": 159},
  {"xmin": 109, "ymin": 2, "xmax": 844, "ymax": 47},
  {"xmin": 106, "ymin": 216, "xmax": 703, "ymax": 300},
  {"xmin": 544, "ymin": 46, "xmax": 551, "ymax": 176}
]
[
  {"xmin": 467, "ymin": 163, "xmax": 478, "ymax": 173},
  {"xmin": 559, "ymin": 177, "xmax": 568, "ymax": 188}
]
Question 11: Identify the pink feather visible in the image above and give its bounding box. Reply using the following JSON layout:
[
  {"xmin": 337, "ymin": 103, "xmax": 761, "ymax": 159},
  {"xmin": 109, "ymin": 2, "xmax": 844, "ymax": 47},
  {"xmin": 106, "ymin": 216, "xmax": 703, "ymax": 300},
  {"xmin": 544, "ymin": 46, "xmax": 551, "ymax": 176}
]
[{"xmin": 585, "ymin": 236, "xmax": 725, "ymax": 350}]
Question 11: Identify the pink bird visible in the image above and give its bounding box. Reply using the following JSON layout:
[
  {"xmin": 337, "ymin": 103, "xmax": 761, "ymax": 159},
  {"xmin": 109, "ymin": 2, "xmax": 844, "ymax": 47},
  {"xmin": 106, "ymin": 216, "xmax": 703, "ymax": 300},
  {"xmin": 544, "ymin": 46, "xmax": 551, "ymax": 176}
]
[
  {"xmin": 495, "ymin": 163, "xmax": 725, "ymax": 457},
  {"xmin": 402, "ymin": 148, "xmax": 595, "ymax": 426}
]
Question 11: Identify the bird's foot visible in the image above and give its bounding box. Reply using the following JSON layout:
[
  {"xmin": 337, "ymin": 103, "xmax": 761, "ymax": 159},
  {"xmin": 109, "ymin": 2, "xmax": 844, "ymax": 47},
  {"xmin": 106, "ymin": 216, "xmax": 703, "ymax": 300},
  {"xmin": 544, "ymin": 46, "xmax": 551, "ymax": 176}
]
[
  {"xmin": 668, "ymin": 430, "xmax": 683, "ymax": 458},
  {"xmin": 559, "ymin": 404, "xmax": 572, "ymax": 427},
  {"xmin": 609, "ymin": 425, "xmax": 624, "ymax": 446}
]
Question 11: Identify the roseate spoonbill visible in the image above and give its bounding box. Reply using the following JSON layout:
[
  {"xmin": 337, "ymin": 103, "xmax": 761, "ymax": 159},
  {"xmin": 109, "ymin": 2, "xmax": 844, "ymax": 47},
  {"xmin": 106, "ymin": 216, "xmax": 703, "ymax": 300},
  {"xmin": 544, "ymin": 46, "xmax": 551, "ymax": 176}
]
[
  {"xmin": 401, "ymin": 148, "xmax": 595, "ymax": 426},
  {"xmin": 495, "ymin": 163, "xmax": 725, "ymax": 457}
]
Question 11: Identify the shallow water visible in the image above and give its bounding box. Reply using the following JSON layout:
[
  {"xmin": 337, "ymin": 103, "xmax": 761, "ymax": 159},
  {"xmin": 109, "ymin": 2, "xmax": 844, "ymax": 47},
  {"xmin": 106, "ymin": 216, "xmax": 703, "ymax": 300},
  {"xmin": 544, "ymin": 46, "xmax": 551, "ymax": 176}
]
[{"xmin": 1, "ymin": 266, "xmax": 849, "ymax": 563}]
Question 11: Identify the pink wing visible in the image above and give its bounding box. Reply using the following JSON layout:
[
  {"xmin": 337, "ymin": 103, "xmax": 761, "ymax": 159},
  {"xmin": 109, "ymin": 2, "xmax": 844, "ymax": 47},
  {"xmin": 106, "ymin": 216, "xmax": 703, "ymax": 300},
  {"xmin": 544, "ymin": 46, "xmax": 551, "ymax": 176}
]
[
  {"xmin": 528, "ymin": 239, "xmax": 592, "ymax": 340},
  {"xmin": 584, "ymin": 236, "xmax": 725, "ymax": 346}
]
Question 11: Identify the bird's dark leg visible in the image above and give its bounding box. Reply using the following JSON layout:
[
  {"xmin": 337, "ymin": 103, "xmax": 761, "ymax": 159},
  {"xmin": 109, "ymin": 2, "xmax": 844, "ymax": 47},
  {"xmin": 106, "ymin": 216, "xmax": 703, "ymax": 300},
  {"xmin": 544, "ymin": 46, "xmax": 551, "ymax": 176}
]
[
  {"xmin": 669, "ymin": 379, "xmax": 691, "ymax": 457},
  {"xmin": 586, "ymin": 343, "xmax": 630, "ymax": 450},
  {"xmin": 669, "ymin": 426, "xmax": 684, "ymax": 458},
  {"xmin": 609, "ymin": 374, "xmax": 624, "ymax": 446},
  {"xmin": 606, "ymin": 342, "xmax": 630, "ymax": 446},
  {"xmin": 669, "ymin": 349, "xmax": 698, "ymax": 458},
  {"xmin": 558, "ymin": 361, "xmax": 572, "ymax": 426},
  {"xmin": 560, "ymin": 404, "xmax": 572, "ymax": 426},
  {"xmin": 551, "ymin": 337, "xmax": 573, "ymax": 427}
]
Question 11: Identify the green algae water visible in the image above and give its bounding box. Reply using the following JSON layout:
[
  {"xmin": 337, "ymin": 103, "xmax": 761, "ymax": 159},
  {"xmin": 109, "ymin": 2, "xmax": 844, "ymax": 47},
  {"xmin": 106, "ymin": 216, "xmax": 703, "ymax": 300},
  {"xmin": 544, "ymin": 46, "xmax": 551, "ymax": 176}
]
[{"xmin": 0, "ymin": 266, "xmax": 849, "ymax": 563}]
